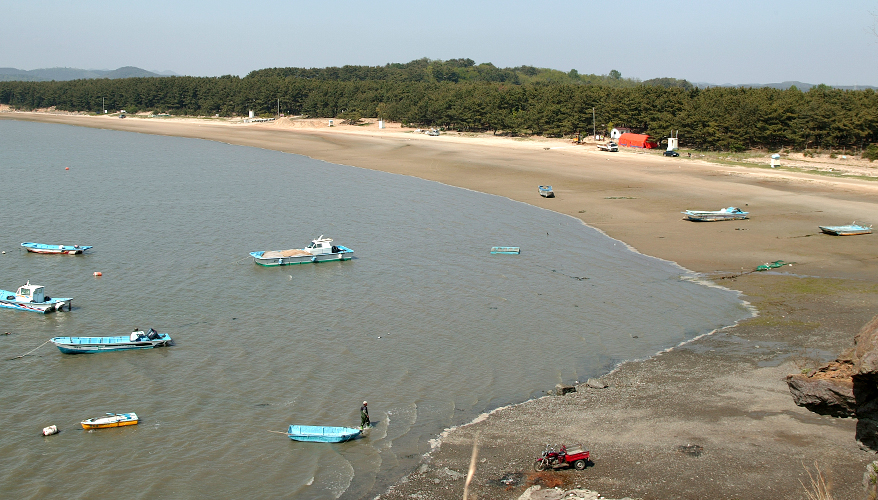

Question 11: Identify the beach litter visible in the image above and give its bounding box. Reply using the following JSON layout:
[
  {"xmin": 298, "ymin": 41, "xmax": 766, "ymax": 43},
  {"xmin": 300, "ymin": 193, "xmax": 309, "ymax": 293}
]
[{"xmin": 755, "ymin": 260, "xmax": 792, "ymax": 272}]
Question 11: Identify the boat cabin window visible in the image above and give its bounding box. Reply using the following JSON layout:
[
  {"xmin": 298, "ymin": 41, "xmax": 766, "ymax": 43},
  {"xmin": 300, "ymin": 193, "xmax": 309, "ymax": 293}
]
[{"xmin": 19, "ymin": 288, "xmax": 31, "ymax": 297}]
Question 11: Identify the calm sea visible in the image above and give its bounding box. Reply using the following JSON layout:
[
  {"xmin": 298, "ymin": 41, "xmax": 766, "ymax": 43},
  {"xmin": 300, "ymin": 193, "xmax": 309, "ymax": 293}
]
[{"xmin": 0, "ymin": 120, "xmax": 750, "ymax": 499}]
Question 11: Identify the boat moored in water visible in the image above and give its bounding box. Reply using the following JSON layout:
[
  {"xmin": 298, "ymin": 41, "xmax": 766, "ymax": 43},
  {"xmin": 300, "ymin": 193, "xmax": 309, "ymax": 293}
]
[
  {"xmin": 286, "ymin": 425, "xmax": 362, "ymax": 443},
  {"xmin": 0, "ymin": 281, "xmax": 72, "ymax": 313},
  {"xmin": 250, "ymin": 235, "xmax": 353, "ymax": 266},
  {"xmin": 491, "ymin": 246, "xmax": 521, "ymax": 254},
  {"xmin": 682, "ymin": 207, "xmax": 749, "ymax": 222},
  {"xmin": 51, "ymin": 328, "xmax": 172, "ymax": 354},
  {"xmin": 21, "ymin": 242, "xmax": 92, "ymax": 254},
  {"xmin": 81, "ymin": 412, "xmax": 139, "ymax": 429},
  {"xmin": 818, "ymin": 224, "xmax": 872, "ymax": 236}
]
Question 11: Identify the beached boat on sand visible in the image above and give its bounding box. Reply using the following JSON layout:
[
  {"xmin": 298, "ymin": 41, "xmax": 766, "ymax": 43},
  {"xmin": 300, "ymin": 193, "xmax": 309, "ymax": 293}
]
[
  {"xmin": 0, "ymin": 281, "xmax": 72, "ymax": 313},
  {"xmin": 250, "ymin": 236, "xmax": 353, "ymax": 266},
  {"xmin": 81, "ymin": 412, "xmax": 139, "ymax": 430},
  {"xmin": 286, "ymin": 425, "xmax": 362, "ymax": 443},
  {"xmin": 818, "ymin": 224, "xmax": 872, "ymax": 236},
  {"xmin": 51, "ymin": 328, "xmax": 172, "ymax": 354},
  {"xmin": 21, "ymin": 242, "xmax": 92, "ymax": 254},
  {"xmin": 682, "ymin": 207, "xmax": 749, "ymax": 222},
  {"xmin": 538, "ymin": 185, "xmax": 555, "ymax": 198}
]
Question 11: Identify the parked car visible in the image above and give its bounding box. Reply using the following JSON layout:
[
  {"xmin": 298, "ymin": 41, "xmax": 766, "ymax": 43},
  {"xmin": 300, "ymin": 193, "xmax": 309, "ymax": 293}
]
[{"xmin": 663, "ymin": 150, "xmax": 679, "ymax": 157}]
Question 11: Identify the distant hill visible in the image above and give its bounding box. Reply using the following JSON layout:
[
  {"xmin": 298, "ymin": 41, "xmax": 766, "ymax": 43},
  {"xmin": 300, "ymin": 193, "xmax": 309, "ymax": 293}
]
[
  {"xmin": 694, "ymin": 80, "xmax": 877, "ymax": 91},
  {"xmin": 0, "ymin": 66, "xmax": 171, "ymax": 82}
]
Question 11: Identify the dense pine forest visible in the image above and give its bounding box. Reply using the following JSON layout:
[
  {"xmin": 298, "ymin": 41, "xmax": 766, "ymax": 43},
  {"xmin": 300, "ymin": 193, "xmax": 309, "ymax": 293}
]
[{"xmin": 1, "ymin": 58, "xmax": 875, "ymax": 152}]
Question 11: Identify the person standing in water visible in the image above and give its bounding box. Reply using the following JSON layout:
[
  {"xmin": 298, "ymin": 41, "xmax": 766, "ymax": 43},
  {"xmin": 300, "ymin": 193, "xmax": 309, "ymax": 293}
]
[{"xmin": 360, "ymin": 401, "xmax": 370, "ymax": 429}]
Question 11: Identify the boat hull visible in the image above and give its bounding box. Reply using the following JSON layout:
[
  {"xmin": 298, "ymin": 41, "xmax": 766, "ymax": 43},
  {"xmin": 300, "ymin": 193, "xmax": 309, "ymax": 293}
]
[
  {"xmin": 21, "ymin": 243, "xmax": 92, "ymax": 254},
  {"xmin": 81, "ymin": 412, "xmax": 139, "ymax": 429},
  {"xmin": 684, "ymin": 213, "xmax": 748, "ymax": 222},
  {"xmin": 819, "ymin": 225, "xmax": 872, "ymax": 236},
  {"xmin": 250, "ymin": 247, "xmax": 354, "ymax": 267},
  {"xmin": 51, "ymin": 334, "xmax": 173, "ymax": 354},
  {"xmin": 491, "ymin": 247, "xmax": 521, "ymax": 254},
  {"xmin": 287, "ymin": 425, "xmax": 361, "ymax": 443},
  {"xmin": 538, "ymin": 186, "xmax": 554, "ymax": 198},
  {"xmin": 0, "ymin": 295, "xmax": 72, "ymax": 313}
]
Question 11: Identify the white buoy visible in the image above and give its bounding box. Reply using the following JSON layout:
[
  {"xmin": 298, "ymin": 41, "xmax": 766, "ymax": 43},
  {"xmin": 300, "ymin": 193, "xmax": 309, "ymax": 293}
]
[{"xmin": 42, "ymin": 425, "xmax": 58, "ymax": 436}]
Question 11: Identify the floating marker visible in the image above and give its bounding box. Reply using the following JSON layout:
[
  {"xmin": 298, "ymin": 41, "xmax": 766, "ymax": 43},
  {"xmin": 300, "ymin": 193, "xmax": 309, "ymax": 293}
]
[
  {"xmin": 93, "ymin": 271, "xmax": 102, "ymax": 276},
  {"xmin": 65, "ymin": 167, "xmax": 69, "ymax": 170}
]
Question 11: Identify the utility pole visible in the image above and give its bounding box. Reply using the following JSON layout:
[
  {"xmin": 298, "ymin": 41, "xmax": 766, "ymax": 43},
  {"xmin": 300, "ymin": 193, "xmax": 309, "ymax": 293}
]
[{"xmin": 592, "ymin": 107, "xmax": 596, "ymax": 139}]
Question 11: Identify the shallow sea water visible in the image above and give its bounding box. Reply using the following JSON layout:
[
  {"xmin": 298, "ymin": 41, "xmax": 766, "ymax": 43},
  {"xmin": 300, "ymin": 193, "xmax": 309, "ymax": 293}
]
[{"xmin": 0, "ymin": 120, "xmax": 751, "ymax": 499}]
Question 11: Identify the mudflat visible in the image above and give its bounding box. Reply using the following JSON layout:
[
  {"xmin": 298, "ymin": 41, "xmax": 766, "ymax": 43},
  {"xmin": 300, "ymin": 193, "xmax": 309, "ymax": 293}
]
[{"xmin": 4, "ymin": 111, "xmax": 878, "ymax": 499}]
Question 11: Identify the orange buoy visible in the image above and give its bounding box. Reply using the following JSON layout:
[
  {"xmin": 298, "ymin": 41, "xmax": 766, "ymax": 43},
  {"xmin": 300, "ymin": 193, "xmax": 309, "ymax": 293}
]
[
  {"xmin": 65, "ymin": 167, "xmax": 69, "ymax": 170},
  {"xmin": 93, "ymin": 272, "xmax": 102, "ymax": 276}
]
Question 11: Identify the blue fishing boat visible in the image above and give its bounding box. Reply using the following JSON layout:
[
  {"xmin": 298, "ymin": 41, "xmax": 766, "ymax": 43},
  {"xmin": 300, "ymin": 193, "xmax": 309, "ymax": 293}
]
[
  {"xmin": 51, "ymin": 328, "xmax": 172, "ymax": 354},
  {"xmin": 0, "ymin": 281, "xmax": 72, "ymax": 313},
  {"xmin": 682, "ymin": 207, "xmax": 749, "ymax": 222},
  {"xmin": 538, "ymin": 185, "xmax": 555, "ymax": 198},
  {"xmin": 491, "ymin": 246, "xmax": 520, "ymax": 254},
  {"xmin": 286, "ymin": 425, "xmax": 362, "ymax": 443},
  {"xmin": 250, "ymin": 235, "xmax": 353, "ymax": 266},
  {"xmin": 21, "ymin": 242, "xmax": 92, "ymax": 254},
  {"xmin": 819, "ymin": 224, "xmax": 872, "ymax": 236}
]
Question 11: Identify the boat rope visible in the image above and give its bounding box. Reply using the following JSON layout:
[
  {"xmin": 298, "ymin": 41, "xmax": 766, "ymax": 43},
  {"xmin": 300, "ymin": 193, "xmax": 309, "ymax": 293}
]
[
  {"xmin": 230, "ymin": 255, "xmax": 252, "ymax": 265},
  {"xmin": 11, "ymin": 339, "xmax": 50, "ymax": 360},
  {"xmin": 267, "ymin": 430, "xmax": 292, "ymax": 435}
]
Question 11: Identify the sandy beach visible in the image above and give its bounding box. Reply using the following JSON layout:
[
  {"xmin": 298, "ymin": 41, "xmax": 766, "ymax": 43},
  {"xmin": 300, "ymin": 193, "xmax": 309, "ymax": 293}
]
[{"xmin": 4, "ymin": 110, "xmax": 878, "ymax": 499}]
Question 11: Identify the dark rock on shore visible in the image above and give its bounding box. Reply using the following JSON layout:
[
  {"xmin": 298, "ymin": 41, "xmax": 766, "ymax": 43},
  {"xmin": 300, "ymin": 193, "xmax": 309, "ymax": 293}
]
[
  {"xmin": 786, "ymin": 358, "xmax": 855, "ymax": 417},
  {"xmin": 787, "ymin": 314, "xmax": 878, "ymax": 450},
  {"xmin": 554, "ymin": 384, "xmax": 576, "ymax": 396}
]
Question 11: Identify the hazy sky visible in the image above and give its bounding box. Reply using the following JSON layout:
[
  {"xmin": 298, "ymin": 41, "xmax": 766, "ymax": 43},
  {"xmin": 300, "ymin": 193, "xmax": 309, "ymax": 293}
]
[{"xmin": 4, "ymin": 0, "xmax": 877, "ymax": 85}]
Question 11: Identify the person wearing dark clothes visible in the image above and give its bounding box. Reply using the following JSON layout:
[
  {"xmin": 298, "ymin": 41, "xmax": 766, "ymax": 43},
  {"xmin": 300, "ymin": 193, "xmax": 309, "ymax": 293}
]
[{"xmin": 360, "ymin": 401, "xmax": 370, "ymax": 429}]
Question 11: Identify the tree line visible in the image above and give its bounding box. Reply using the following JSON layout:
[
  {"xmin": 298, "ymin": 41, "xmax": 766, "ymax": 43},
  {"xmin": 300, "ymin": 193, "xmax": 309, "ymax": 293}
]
[{"xmin": 1, "ymin": 61, "xmax": 875, "ymax": 152}]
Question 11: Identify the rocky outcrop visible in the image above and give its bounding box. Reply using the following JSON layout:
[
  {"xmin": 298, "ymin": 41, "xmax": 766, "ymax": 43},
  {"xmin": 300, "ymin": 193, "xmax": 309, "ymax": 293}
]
[
  {"xmin": 786, "ymin": 357, "xmax": 855, "ymax": 417},
  {"xmin": 787, "ymin": 314, "xmax": 878, "ymax": 450},
  {"xmin": 554, "ymin": 384, "xmax": 576, "ymax": 396}
]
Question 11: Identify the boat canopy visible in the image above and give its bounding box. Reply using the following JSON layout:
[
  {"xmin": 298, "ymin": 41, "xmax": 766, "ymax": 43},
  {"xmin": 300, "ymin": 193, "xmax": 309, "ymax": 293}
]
[{"xmin": 16, "ymin": 281, "xmax": 45, "ymax": 302}]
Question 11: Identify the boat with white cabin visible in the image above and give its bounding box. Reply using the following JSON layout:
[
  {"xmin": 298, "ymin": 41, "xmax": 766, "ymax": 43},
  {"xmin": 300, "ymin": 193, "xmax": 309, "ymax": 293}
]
[
  {"xmin": 250, "ymin": 236, "xmax": 353, "ymax": 266},
  {"xmin": 0, "ymin": 281, "xmax": 72, "ymax": 313}
]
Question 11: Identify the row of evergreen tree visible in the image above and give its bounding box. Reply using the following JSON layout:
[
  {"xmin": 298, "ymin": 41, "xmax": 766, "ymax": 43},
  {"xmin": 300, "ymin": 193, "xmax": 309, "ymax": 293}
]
[{"xmin": 0, "ymin": 61, "xmax": 874, "ymax": 152}]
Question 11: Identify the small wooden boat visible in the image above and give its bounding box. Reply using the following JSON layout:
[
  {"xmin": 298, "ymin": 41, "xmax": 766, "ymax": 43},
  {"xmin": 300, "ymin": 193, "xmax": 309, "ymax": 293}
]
[
  {"xmin": 287, "ymin": 425, "xmax": 362, "ymax": 443},
  {"xmin": 538, "ymin": 185, "xmax": 555, "ymax": 198},
  {"xmin": 491, "ymin": 247, "xmax": 520, "ymax": 254},
  {"xmin": 21, "ymin": 242, "xmax": 92, "ymax": 254},
  {"xmin": 81, "ymin": 412, "xmax": 139, "ymax": 429},
  {"xmin": 0, "ymin": 281, "xmax": 72, "ymax": 313},
  {"xmin": 682, "ymin": 207, "xmax": 749, "ymax": 222},
  {"xmin": 818, "ymin": 224, "xmax": 872, "ymax": 236},
  {"xmin": 51, "ymin": 328, "xmax": 172, "ymax": 354},
  {"xmin": 250, "ymin": 235, "xmax": 354, "ymax": 266}
]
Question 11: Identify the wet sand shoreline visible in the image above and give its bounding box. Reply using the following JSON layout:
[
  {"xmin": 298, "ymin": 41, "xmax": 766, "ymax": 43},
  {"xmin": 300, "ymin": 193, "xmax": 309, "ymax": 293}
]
[{"xmin": 4, "ymin": 112, "xmax": 878, "ymax": 499}]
